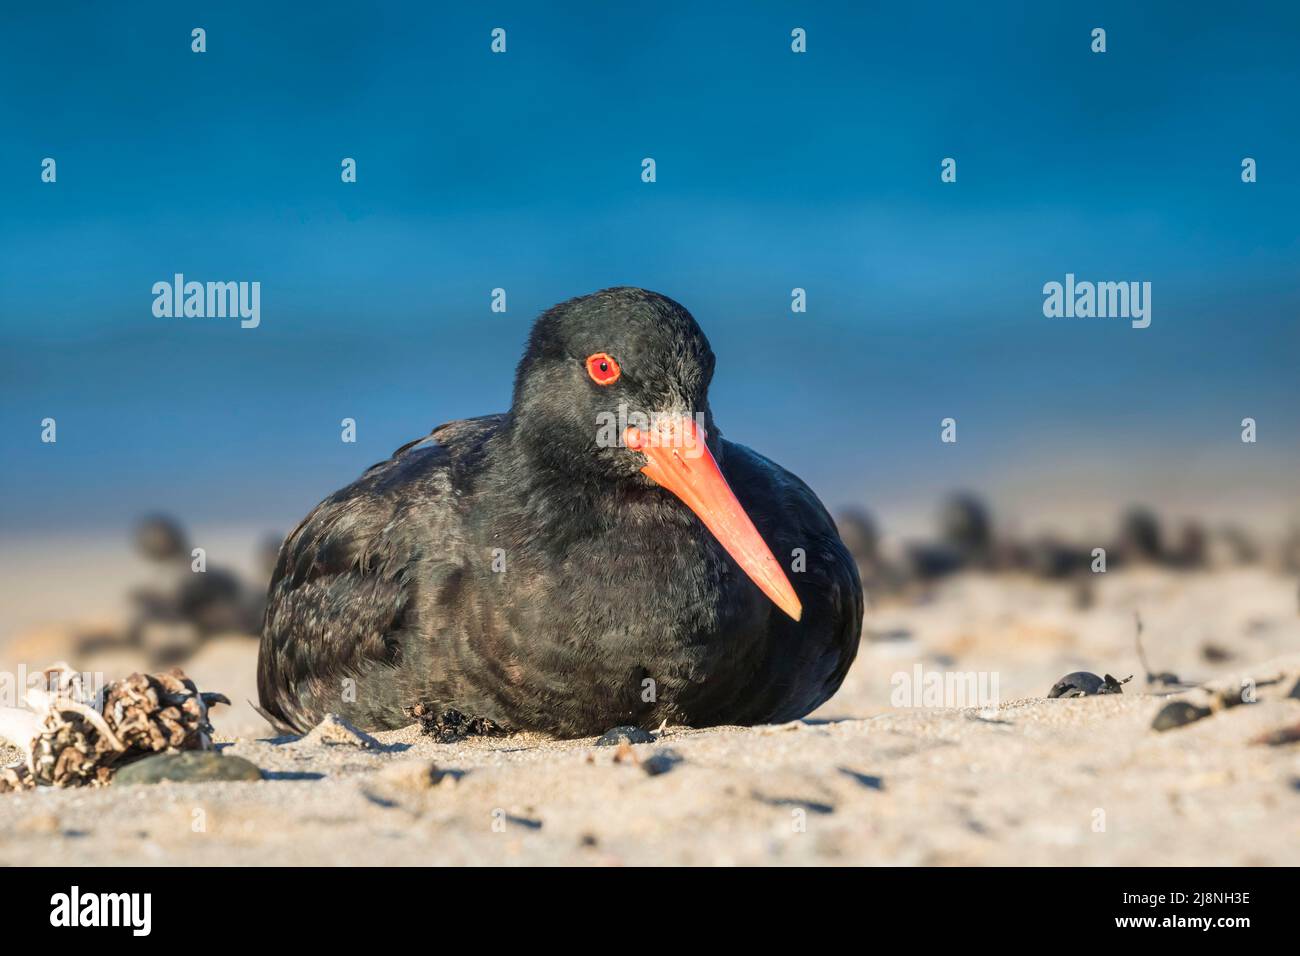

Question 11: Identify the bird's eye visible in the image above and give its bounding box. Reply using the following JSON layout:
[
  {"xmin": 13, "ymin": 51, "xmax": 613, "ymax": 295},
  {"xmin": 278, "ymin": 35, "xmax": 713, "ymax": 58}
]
[{"xmin": 585, "ymin": 352, "xmax": 621, "ymax": 386}]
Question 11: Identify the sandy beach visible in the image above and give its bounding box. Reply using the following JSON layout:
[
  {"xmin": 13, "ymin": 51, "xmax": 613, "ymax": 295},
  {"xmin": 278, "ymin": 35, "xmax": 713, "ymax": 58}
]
[
  {"xmin": 2, "ymin": 556, "xmax": 1298, "ymax": 866},
  {"xmin": 2, "ymin": 681, "xmax": 1298, "ymax": 866}
]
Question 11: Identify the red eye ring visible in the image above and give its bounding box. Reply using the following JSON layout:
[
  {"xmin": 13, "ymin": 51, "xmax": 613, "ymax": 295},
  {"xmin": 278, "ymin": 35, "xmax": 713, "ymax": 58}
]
[{"xmin": 585, "ymin": 352, "xmax": 621, "ymax": 386}]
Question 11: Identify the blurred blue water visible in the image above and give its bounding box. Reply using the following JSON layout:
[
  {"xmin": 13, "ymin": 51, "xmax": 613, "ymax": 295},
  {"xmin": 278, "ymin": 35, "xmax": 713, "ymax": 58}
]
[{"xmin": 2, "ymin": 1, "xmax": 1297, "ymax": 533}]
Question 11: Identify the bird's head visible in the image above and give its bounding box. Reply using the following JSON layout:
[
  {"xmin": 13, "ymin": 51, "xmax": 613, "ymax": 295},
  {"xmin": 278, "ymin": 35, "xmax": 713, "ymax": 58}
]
[{"xmin": 509, "ymin": 287, "xmax": 802, "ymax": 621}]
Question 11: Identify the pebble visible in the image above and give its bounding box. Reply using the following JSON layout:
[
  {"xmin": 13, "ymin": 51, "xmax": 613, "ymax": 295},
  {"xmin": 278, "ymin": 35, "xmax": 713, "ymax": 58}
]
[
  {"xmin": 114, "ymin": 751, "xmax": 263, "ymax": 785},
  {"xmin": 595, "ymin": 726, "xmax": 654, "ymax": 746},
  {"xmin": 1151, "ymin": 701, "xmax": 1212, "ymax": 732},
  {"xmin": 1145, "ymin": 671, "xmax": 1183, "ymax": 688},
  {"xmin": 1048, "ymin": 672, "xmax": 1130, "ymax": 698},
  {"xmin": 642, "ymin": 750, "xmax": 683, "ymax": 777},
  {"xmin": 1201, "ymin": 643, "xmax": 1233, "ymax": 663}
]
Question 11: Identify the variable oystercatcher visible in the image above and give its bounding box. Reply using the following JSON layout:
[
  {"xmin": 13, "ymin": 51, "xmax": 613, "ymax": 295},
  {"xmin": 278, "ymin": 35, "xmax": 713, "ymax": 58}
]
[{"xmin": 258, "ymin": 288, "xmax": 862, "ymax": 737}]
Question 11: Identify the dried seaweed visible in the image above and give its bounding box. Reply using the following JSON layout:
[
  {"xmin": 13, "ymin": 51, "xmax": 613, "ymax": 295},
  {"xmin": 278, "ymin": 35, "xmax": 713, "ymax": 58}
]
[
  {"xmin": 104, "ymin": 670, "xmax": 229, "ymax": 757},
  {"xmin": 0, "ymin": 665, "xmax": 229, "ymax": 792},
  {"xmin": 407, "ymin": 704, "xmax": 507, "ymax": 743},
  {"xmin": 0, "ymin": 765, "xmax": 35, "ymax": 794}
]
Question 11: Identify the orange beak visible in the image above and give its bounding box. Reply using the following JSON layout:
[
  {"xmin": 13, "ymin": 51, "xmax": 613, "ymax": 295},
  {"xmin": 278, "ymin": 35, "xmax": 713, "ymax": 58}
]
[{"xmin": 624, "ymin": 418, "xmax": 803, "ymax": 622}]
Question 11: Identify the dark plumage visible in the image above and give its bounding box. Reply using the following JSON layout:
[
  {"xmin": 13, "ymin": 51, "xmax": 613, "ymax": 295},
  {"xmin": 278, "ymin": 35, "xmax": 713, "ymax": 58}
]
[{"xmin": 258, "ymin": 288, "xmax": 862, "ymax": 737}]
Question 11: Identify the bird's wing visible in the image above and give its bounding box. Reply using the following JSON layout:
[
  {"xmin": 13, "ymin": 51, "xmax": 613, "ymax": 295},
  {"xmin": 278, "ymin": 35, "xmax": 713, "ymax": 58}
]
[
  {"xmin": 721, "ymin": 440, "xmax": 864, "ymax": 716},
  {"xmin": 256, "ymin": 415, "xmax": 504, "ymax": 733}
]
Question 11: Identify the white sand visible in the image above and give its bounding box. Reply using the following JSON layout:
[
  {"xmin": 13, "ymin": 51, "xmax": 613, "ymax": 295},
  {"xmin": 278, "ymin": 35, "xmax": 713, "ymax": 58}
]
[{"xmin": 1, "ymin": 564, "xmax": 1298, "ymax": 865}]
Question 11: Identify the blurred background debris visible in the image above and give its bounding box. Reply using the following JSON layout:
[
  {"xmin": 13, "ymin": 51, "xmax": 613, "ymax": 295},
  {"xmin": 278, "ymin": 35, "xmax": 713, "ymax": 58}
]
[
  {"xmin": 123, "ymin": 514, "xmax": 260, "ymax": 664},
  {"xmin": 1, "ymin": 515, "xmax": 280, "ymax": 738}
]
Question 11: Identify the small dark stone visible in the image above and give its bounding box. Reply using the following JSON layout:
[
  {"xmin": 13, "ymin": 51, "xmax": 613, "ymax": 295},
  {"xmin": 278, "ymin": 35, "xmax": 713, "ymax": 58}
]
[
  {"xmin": 114, "ymin": 751, "xmax": 262, "ymax": 785},
  {"xmin": 1049, "ymin": 672, "xmax": 1103, "ymax": 698},
  {"xmin": 641, "ymin": 749, "xmax": 684, "ymax": 776},
  {"xmin": 1048, "ymin": 672, "xmax": 1131, "ymax": 698},
  {"xmin": 595, "ymin": 726, "xmax": 654, "ymax": 747},
  {"xmin": 1151, "ymin": 701, "xmax": 1213, "ymax": 732},
  {"xmin": 1201, "ymin": 643, "xmax": 1233, "ymax": 663},
  {"xmin": 1287, "ymin": 678, "xmax": 1300, "ymax": 701},
  {"xmin": 1146, "ymin": 671, "xmax": 1183, "ymax": 687}
]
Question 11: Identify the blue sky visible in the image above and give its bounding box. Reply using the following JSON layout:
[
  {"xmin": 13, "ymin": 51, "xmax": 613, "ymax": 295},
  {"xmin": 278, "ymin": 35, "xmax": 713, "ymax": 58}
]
[{"xmin": 2, "ymin": 1, "xmax": 1297, "ymax": 536}]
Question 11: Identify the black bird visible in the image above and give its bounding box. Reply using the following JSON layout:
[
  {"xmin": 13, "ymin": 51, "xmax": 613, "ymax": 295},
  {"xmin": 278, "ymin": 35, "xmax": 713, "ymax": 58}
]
[{"xmin": 258, "ymin": 288, "xmax": 862, "ymax": 737}]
